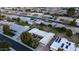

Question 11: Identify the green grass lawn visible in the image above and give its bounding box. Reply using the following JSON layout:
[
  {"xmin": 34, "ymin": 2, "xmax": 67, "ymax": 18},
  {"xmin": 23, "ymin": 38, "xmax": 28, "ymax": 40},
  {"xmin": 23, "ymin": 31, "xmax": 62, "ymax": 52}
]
[
  {"xmin": 63, "ymin": 20, "xmax": 71, "ymax": 24},
  {"xmin": 51, "ymin": 28, "xmax": 59, "ymax": 34}
]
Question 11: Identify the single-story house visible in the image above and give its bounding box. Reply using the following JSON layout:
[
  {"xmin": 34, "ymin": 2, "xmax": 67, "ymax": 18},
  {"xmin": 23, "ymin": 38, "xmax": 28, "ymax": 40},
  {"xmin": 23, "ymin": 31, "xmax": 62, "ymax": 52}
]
[
  {"xmin": 50, "ymin": 37, "xmax": 76, "ymax": 51},
  {"xmin": 34, "ymin": 19, "xmax": 42, "ymax": 24},
  {"xmin": 28, "ymin": 21, "xmax": 34, "ymax": 25},
  {"xmin": 39, "ymin": 32, "xmax": 55, "ymax": 46},
  {"xmin": 42, "ymin": 15, "xmax": 53, "ymax": 19},
  {"xmin": 57, "ymin": 16, "xmax": 74, "ymax": 22},
  {"xmin": 75, "ymin": 19, "xmax": 79, "ymax": 26},
  {"xmin": 0, "ymin": 20, "xmax": 14, "ymax": 25},
  {"xmin": 29, "ymin": 28, "xmax": 48, "ymax": 37},
  {"xmin": 10, "ymin": 23, "xmax": 30, "ymax": 36},
  {"xmin": 29, "ymin": 28, "xmax": 55, "ymax": 46},
  {"xmin": 20, "ymin": 17, "xmax": 31, "ymax": 22},
  {"xmin": 31, "ymin": 13, "xmax": 43, "ymax": 18}
]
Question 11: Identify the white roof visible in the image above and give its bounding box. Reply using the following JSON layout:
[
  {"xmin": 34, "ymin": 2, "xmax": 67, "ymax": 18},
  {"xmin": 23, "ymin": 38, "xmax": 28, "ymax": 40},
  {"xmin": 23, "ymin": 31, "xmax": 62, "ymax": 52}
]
[
  {"xmin": 50, "ymin": 38, "xmax": 75, "ymax": 51},
  {"xmin": 20, "ymin": 17, "xmax": 31, "ymax": 22},
  {"xmin": 55, "ymin": 23, "xmax": 65, "ymax": 28},
  {"xmin": 39, "ymin": 32, "xmax": 55, "ymax": 46},
  {"xmin": 43, "ymin": 15, "xmax": 52, "ymax": 18},
  {"xmin": 0, "ymin": 21, "xmax": 14, "ymax": 25},
  {"xmin": 10, "ymin": 23, "xmax": 30, "ymax": 34},
  {"xmin": 34, "ymin": 20, "xmax": 42, "ymax": 24},
  {"xmin": 76, "ymin": 47, "xmax": 79, "ymax": 51},
  {"xmin": 31, "ymin": 13, "xmax": 43, "ymax": 16},
  {"xmin": 6, "ymin": 15, "xmax": 19, "ymax": 18},
  {"xmin": 29, "ymin": 28, "xmax": 48, "ymax": 37},
  {"xmin": 29, "ymin": 28, "xmax": 55, "ymax": 46},
  {"xmin": 57, "ymin": 16, "xmax": 74, "ymax": 21},
  {"xmin": 75, "ymin": 19, "xmax": 79, "ymax": 23},
  {"xmin": 28, "ymin": 21, "xmax": 34, "ymax": 25}
]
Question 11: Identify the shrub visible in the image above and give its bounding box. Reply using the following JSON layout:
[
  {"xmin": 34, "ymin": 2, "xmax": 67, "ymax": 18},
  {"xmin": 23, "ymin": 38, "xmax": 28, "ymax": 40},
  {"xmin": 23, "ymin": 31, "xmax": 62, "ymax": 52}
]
[
  {"xmin": 65, "ymin": 29, "xmax": 73, "ymax": 37},
  {"xmin": 0, "ymin": 40, "xmax": 11, "ymax": 51}
]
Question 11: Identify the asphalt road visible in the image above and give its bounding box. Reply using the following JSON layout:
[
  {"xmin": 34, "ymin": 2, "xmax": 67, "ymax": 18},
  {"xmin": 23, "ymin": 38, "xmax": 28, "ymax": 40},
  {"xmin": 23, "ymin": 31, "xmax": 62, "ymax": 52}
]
[
  {"xmin": 0, "ymin": 34, "xmax": 32, "ymax": 51},
  {"xmin": 1, "ymin": 12, "xmax": 79, "ymax": 28}
]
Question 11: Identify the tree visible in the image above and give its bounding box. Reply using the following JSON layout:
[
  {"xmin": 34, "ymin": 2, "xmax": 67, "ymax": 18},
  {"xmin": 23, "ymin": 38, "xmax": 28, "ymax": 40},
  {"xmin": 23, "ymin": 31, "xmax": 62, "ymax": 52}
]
[
  {"xmin": 20, "ymin": 32, "xmax": 32, "ymax": 43},
  {"xmin": 61, "ymin": 27, "xmax": 66, "ymax": 31},
  {"xmin": 20, "ymin": 32, "xmax": 39, "ymax": 48},
  {"xmin": 69, "ymin": 19, "xmax": 76, "ymax": 26},
  {"xmin": 0, "ymin": 15, "xmax": 6, "ymax": 20},
  {"xmin": 1, "ymin": 15, "xmax": 6, "ymax": 19},
  {"xmin": 3, "ymin": 25, "xmax": 14, "ymax": 36},
  {"xmin": 0, "ymin": 40, "xmax": 11, "ymax": 51},
  {"xmin": 25, "ymin": 9, "xmax": 30, "ymax": 12},
  {"xmin": 15, "ymin": 18, "xmax": 27, "ymax": 26},
  {"xmin": 45, "ymin": 12, "xmax": 50, "ymax": 15},
  {"xmin": 55, "ymin": 27, "xmax": 66, "ymax": 33},
  {"xmin": 48, "ymin": 24, "xmax": 52, "ymax": 27},
  {"xmin": 16, "ymin": 18, "xmax": 21, "ymax": 23},
  {"xmin": 40, "ymin": 23, "xmax": 46, "ymax": 26},
  {"xmin": 67, "ymin": 8, "xmax": 75, "ymax": 17},
  {"xmin": 65, "ymin": 29, "xmax": 73, "ymax": 37},
  {"xmin": 3, "ymin": 25, "xmax": 10, "ymax": 35},
  {"xmin": 19, "ymin": 20, "xmax": 27, "ymax": 26}
]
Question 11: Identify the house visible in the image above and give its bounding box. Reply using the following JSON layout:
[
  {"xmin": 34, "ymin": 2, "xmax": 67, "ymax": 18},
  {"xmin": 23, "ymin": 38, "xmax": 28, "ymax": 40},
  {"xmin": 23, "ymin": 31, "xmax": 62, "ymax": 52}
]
[
  {"xmin": 31, "ymin": 12, "xmax": 52, "ymax": 19},
  {"xmin": 42, "ymin": 15, "xmax": 52, "ymax": 19},
  {"xmin": 0, "ymin": 20, "xmax": 14, "ymax": 25},
  {"xmin": 50, "ymin": 37, "xmax": 76, "ymax": 51},
  {"xmin": 28, "ymin": 21, "xmax": 34, "ymax": 25},
  {"xmin": 57, "ymin": 16, "xmax": 74, "ymax": 22},
  {"xmin": 39, "ymin": 32, "xmax": 55, "ymax": 46},
  {"xmin": 29, "ymin": 28, "xmax": 48, "ymax": 37},
  {"xmin": 29, "ymin": 28, "xmax": 55, "ymax": 46},
  {"xmin": 20, "ymin": 17, "xmax": 31, "ymax": 22},
  {"xmin": 34, "ymin": 19, "xmax": 42, "ymax": 24},
  {"xmin": 10, "ymin": 23, "xmax": 30, "ymax": 35},
  {"xmin": 75, "ymin": 19, "xmax": 79, "ymax": 26},
  {"xmin": 31, "ymin": 13, "xmax": 43, "ymax": 18}
]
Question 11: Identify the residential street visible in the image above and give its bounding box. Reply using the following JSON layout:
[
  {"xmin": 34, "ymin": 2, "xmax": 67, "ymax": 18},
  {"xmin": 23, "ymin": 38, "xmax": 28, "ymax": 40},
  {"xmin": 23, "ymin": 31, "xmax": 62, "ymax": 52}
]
[{"xmin": 0, "ymin": 34, "xmax": 32, "ymax": 51}]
